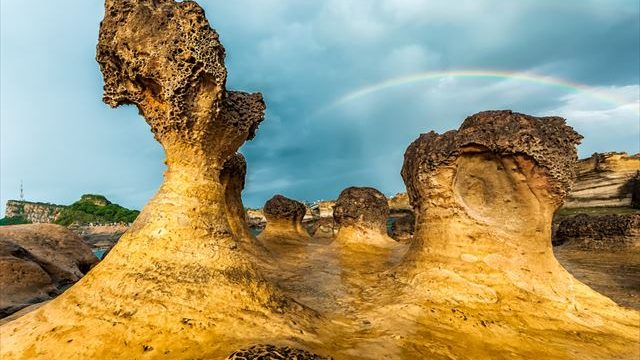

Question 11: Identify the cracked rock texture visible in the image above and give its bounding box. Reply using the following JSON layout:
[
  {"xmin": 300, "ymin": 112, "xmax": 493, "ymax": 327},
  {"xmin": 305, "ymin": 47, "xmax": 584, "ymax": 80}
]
[
  {"xmin": 333, "ymin": 187, "xmax": 396, "ymax": 247},
  {"xmin": 258, "ymin": 195, "xmax": 310, "ymax": 243}
]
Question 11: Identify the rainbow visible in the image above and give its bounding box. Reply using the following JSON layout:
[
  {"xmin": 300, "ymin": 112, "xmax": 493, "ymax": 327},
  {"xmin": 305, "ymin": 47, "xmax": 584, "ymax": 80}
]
[{"xmin": 318, "ymin": 70, "xmax": 639, "ymax": 114}]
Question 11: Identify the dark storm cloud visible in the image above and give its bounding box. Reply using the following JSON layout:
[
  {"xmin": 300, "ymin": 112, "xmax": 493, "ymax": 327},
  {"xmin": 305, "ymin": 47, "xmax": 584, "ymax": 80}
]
[{"xmin": 1, "ymin": 0, "xmax": 638, "ymax": 213}]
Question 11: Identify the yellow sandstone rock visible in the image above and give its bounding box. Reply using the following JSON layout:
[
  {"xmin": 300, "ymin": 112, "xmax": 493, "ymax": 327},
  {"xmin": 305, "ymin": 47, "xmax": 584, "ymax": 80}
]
[{"xmin": 333, "ymin": 187, "xmax": 397, "ymax": 248}]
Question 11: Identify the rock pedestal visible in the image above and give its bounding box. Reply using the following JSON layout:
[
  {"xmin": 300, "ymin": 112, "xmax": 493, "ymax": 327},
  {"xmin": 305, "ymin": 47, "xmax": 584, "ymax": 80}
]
[
  {"xmin": 258, "ymin": 195, "xmax": 310, "ymax": 242},
  {"xmin": 399, "ymin": 111, "xmax": 637, "ymax": 334},
  {"xmin": 333, "ymin": 187, "xmax": 396, "ymax": 247}
]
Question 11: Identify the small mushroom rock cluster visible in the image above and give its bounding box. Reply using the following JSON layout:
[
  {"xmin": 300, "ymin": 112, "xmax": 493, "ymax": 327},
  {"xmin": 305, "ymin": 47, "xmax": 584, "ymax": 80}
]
[
  {"xmin": 258, "ymin": 195, "xmax": 311, "ymax": 242},
  {"xmin": 333, "ymin": 187, "xmax": 396, "ymax": 248}
]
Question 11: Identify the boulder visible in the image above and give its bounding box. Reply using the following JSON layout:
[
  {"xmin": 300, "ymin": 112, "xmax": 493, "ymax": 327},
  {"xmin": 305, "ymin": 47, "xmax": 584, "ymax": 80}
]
[
  {"xmin": 333, "ymin": 187, "xmax": 396, "ymax": 247},
  {"xmin": 388, "ymin": 192, "xmax": 411, "ymax": 211},
  {"xmin": 0, "ymin": 224, "xmax": 98, "ymax": 318},
  {"xmin": 310, "ymin": 201, "xmax": 335, "ymax": 218}
]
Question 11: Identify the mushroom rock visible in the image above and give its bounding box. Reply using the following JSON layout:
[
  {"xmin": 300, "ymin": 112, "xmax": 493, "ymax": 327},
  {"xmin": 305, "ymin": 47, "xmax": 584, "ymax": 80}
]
[
  {"xmin": 0, "ymin": 1, "xmax": 318, "ymax": 358},
  {"xmin": 398, "ymin": 110, "xmax": 638, "ymax": 352},
  {"xmin": 333, "ymin": 187, "xmax": 397, "ymax": 248},
  {"xmin": 258, "ymin": 195, "xmax": 311, "ymax": 242}
]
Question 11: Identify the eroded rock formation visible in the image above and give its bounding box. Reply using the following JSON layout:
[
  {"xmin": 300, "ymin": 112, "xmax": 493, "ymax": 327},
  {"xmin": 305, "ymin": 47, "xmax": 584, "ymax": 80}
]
[
  {"xmin": 565, "ymin": 152, "xmax": 640, "ymax": 208},
  {"xmin": 0, "ymin": 1, "xmax": 317, "ymax": 358},
  {"xmin": 258, "ymin": 195, "xmax": 311, "ymax": 242},
  {"xmin": 333, "ymin": 187, "xmax": 396, "ymax": 247},
  {"xmin": 396, "ymin": 110, "xmax": 637, "ymax": 356},
  {"xmin": 1, "ymin": 1, "xmax": 638, "ymax": 357},
  {"xmin": 69, "ymin": 224, "xmax": 129, "ymax": 252},
  {"xmin": 0, "ymin": 224, "xmax": 97, "ymax": 318},
  {"xmin": 556, "ymin": 214, "xmax": 640, "ymax": 250}
]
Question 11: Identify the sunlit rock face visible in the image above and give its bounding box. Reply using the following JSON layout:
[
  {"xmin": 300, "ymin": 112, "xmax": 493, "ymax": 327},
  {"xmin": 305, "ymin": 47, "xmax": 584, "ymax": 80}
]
[
  {"xmin": 333, "ymin": 187, "xmax": 396, "ymax": 248},
  {"xmin": 258, "ymin": 195, "xmax": 311, "ymax": 242},
  {"xmin": 397, "ymin": 110, "xmax": 638, "ymax": 356},
  {"xmin": 0, "ymin": 1, "xmax": 317, "ymax": 358},
  {"xmin": 401, "ymin": 110, "xmax": 585, "ymax": 296}
]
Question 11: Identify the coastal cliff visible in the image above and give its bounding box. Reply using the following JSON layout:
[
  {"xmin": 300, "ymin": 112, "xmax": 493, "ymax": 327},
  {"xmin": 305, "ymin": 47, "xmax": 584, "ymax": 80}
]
[{"xmin": 564, "ymin": 152, "xmax": 640, "ymax": 208}]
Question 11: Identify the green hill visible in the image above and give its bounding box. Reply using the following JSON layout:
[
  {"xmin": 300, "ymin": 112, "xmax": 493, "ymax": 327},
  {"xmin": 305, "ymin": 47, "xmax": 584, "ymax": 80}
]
[{"xmin": 54, "ymin": 194, "xmax": 140, "ymax": 226}]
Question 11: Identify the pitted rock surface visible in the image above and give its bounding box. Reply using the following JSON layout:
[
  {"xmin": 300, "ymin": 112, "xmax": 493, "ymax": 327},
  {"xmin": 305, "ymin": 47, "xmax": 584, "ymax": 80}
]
[
  {"xmin": 226, "ymin": 344, "xmax": 331, "ymax": 360},
  {"xmin": 402, "ymin": 110, "xmax": 582, "ymax": 208},
  {"xmin": 97, "ymin": 0, "xmax": 264, "ymax": 154},
  {"xmin": 333, "ymin": 187, "xmax": 389, "ymax": 233},
  {"xmin": 556, "ymin": 214, "xmax": 640, "ymax": 250},
  {"xmin": 263, "ymin": 195, "xmax": 307, "ymax": 222}
]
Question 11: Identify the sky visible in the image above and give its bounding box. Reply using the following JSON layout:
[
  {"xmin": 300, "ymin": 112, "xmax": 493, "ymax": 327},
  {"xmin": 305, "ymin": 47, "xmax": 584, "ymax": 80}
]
[{"xmin": 1, "ymin": 0, "xmax": 639, "ymax": 215}]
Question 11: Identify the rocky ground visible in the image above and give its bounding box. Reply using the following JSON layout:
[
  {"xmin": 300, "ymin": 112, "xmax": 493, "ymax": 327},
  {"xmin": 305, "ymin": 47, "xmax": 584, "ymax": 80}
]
[{"xmin": 554, "ymin": 248, "xmax": 639, "ymax": 310}]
